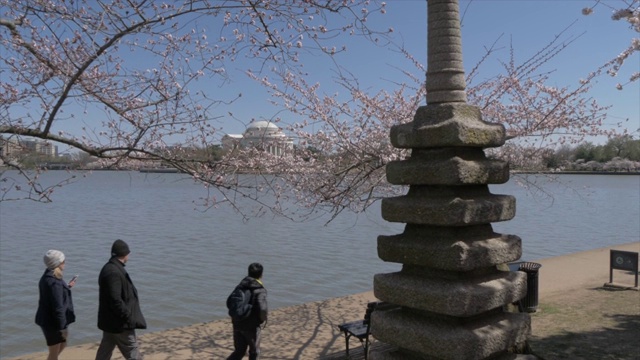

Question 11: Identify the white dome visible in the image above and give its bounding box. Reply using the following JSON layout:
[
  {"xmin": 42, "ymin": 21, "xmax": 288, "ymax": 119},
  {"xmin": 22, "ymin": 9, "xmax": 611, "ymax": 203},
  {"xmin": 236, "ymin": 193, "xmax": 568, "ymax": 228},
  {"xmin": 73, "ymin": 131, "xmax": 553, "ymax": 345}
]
[
  {"xmin": 221, "ymin": 120, "xmax": 293, "ymax": 156},
  {"xmin": 247, "ymin": 121, "xmax": 279, "ymax": 130}
]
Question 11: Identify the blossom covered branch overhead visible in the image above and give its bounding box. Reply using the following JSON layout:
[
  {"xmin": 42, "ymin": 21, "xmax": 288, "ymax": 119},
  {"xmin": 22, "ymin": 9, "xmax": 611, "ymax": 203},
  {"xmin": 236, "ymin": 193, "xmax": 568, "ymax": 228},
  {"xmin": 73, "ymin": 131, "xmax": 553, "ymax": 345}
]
[
  {"xmin": 582, "ymin": 0, "xmax": 640, "ymax": 89},
  {"xmin": 0, "ymin": 0, "xmax": 635, "ymax": 220}
]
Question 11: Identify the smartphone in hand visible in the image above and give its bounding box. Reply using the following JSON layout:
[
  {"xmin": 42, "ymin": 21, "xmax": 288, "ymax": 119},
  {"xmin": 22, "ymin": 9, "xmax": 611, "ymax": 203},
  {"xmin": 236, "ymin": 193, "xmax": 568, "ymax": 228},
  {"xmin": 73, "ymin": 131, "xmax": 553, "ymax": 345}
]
[{"xmin": 69, "ymin": 275, "xmax": 78, "ymax": 286}]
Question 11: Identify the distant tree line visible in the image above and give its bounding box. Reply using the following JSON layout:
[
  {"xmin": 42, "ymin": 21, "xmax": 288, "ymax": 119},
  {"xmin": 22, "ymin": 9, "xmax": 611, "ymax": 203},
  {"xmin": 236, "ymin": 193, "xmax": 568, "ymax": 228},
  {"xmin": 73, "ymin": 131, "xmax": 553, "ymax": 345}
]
[
  {"xmin": 542, "ymin": 135, "xmax": 640, "ymax": 172},
  {"xmin": 7, "ymin": 135, "xmax": 640, "ymax": 174}
]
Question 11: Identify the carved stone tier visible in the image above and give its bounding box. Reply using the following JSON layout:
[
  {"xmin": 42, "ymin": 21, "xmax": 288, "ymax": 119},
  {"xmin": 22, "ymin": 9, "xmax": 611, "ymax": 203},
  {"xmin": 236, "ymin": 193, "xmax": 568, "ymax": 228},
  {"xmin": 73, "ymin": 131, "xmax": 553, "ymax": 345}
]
[
  {"xmin": 386, "ymin": 148, "xmax": 509, "ymax": 185},
  {"xmin": 370, "ymin": 309, "xmax": 531, "ymax": 360},
  {"xmin": 381, "ymin": 190, "xmax": 515, "ymax": 226},
  {"xmin": 374, "ymin": 270, "xmax": 527, "ymax": 317},
  {"xmin": 390, "ymin": 104, "xmax": 505, "ymax": 149},
  {"xmin": 378, "ymin": 225, "xmax": 522, "ymax": 271}
]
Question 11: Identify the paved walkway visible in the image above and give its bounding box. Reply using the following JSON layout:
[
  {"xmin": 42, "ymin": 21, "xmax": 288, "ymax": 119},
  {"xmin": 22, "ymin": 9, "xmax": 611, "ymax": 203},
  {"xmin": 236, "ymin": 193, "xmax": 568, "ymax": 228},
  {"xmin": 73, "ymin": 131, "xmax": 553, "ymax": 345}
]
[
  {"xmin": 536, "ymin": 242, "xmax": 639, "ymax": 295},
  {"xmin": 8, "ymin": 242, "xmax": 639, "ymax": 360}
]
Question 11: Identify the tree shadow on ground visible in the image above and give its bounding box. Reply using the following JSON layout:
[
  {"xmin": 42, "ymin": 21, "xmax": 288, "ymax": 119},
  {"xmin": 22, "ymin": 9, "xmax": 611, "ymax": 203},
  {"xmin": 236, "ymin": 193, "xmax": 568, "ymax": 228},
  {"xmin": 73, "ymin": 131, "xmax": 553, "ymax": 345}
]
[
  {"xmin": 125, "ymin": 292, "xmax": 375, "ymax": 359},
  {"xmin": 529, "ymin": 287, "xmax": 640, "ymax": 360},
  {"xmin": 530, "ymin": 313, "xmax": 640, "ymax": 360}
]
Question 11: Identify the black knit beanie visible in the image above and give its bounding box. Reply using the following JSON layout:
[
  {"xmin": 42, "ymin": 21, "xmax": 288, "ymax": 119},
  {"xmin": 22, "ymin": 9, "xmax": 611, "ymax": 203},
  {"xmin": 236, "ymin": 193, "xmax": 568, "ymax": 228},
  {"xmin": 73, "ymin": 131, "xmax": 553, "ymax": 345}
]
[{"xmin": 111, "ymin": 239, "xmax": 131, "ymax": 257}]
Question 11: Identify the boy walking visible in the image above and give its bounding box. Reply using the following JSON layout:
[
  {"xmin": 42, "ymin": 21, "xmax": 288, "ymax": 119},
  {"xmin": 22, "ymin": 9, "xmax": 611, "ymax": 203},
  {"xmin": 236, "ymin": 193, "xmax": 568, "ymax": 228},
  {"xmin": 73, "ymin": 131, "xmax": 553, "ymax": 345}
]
[{"xmin": 227, "ymin": 263, "xmax": 268, "ymax": 360}]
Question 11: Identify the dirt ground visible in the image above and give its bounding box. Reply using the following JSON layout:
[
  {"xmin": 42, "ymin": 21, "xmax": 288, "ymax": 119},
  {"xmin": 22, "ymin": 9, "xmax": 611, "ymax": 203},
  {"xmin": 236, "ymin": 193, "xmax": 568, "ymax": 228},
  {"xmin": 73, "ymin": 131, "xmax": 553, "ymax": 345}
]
[{"xmin": 528, "ymin": 286, "xmax": 640, "ymax": 360}]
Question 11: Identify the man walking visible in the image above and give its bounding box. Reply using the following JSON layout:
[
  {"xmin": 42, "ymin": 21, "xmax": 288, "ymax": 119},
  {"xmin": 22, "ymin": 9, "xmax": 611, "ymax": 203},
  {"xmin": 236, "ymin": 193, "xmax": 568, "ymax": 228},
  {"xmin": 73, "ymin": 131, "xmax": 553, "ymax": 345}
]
[
  {"xmin": 96, "ymin": 239, "xmax": 147, "ymax": 360},
  {"xmin": 227, "ymin": 263, "xmax": 268, "ymax": 360}
]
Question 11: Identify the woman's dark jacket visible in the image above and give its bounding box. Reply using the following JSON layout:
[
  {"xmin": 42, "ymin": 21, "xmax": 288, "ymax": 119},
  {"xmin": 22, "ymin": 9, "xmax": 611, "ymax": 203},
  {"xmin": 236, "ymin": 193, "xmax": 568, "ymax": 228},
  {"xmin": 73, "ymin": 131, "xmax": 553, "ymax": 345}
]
[
  {"xmin": 232, "ymin": 276, "xmax": 268, "ymax": 331},
  {"xmin": 97, "ymin": 257, "xmax": 147, "ymax": 333},
  {"xmin": 35, "ymin": 269, "xmax": 75, "ymax": 331}
]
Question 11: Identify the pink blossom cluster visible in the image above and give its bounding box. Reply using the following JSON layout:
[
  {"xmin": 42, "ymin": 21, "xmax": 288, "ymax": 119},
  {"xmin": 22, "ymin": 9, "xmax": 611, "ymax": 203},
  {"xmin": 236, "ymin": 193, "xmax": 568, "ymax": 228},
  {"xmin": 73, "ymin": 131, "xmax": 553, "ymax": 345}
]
[{"xmin": 583, "ymin": 0, "xmax": 639, "ymax": 89}]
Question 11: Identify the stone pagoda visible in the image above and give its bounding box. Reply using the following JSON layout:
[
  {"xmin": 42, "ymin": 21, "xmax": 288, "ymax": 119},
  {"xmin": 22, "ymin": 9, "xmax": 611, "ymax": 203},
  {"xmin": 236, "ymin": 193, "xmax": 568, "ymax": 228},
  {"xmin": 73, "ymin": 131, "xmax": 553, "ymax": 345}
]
[{"xmin": 370, "ymin": 0, "xmax": 532, "ymax": 359}]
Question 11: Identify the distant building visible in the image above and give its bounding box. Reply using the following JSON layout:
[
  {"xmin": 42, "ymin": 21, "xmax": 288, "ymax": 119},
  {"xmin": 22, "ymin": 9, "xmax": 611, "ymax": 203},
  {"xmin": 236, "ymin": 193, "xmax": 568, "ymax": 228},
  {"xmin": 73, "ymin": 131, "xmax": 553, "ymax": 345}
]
[
  {"xmin": 222, "ymin": 121, "xmax": 293, "ymax": 156},
  {"xmin": 0, "ymin": 136, "xmax": 58, "ymax": 158},
  {"xmin": 0, "ymin": 137, "xmax": 21, "ymax": 158},
  {"xmin": 221, "ymin": 134, "xmax": 243, "ymax": 150},
  {"xmin": 35, "ymin": 141, "xmax": 58, "ymax": 157}
]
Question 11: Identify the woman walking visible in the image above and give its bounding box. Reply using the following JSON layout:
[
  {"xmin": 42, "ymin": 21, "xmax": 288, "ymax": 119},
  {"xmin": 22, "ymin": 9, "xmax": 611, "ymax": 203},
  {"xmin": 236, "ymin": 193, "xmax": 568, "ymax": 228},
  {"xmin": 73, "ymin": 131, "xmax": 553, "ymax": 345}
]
[{"xmin": 35, "ymin": 250, "xmax": 76, "ymax": 360}]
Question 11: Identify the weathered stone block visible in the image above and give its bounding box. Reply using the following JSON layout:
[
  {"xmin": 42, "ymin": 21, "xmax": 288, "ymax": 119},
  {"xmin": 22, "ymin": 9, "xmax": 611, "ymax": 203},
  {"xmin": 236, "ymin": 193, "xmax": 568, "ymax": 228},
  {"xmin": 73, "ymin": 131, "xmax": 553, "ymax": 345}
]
[
  {"xmin": 370, "ymin": 309, "xmax": 531, "ymax": 360},
  {"xmin": 386, "ymin": 156, "xmax": 509, "ymax": 185},
  {"xmin": 373, "ymin": 271, "xmax": 527, "ymax": 317},
  {"xmin": 390, "ymin": 104, "xmax": 505, "ymax": 148},
  {"xmin": 377, "ymin": 232, "xmax": 522, "ymax": 271},
  {"xmin": 381, "ymin": 194, "xmax": 516, "ymax": 226}
]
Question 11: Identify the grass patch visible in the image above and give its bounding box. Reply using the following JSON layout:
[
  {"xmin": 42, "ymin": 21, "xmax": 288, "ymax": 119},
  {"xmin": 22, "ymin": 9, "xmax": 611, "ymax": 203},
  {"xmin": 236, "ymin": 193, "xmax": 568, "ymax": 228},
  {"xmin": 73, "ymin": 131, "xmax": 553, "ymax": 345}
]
[
  {"xmin": 528, "ymin": 286, "xmax": 640, "ymax": 360},
  {"xmin": 533, "ymin": 303, "xmax": 562, "ymax": 315}
]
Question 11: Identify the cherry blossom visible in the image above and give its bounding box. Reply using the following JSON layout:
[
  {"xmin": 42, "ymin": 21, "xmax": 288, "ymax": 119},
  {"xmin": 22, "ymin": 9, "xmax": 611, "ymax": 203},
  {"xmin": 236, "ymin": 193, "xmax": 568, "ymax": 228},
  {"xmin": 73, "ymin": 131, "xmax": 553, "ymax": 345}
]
[
  {"xmin": 583, "ymin": 0, "xmax": 639, "ymax": 89},
  {"xmin": 0, "ymin": 0, "xmax": 631, "ymax": 221}
]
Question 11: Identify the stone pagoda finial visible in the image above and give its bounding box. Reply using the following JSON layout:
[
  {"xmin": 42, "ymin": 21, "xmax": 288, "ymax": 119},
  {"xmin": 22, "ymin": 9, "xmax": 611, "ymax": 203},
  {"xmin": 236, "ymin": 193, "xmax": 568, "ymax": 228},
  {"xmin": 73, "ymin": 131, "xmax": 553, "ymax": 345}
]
[{"xmin": 426, "ymin": 0, "xmax": 467, "ymax": 104}]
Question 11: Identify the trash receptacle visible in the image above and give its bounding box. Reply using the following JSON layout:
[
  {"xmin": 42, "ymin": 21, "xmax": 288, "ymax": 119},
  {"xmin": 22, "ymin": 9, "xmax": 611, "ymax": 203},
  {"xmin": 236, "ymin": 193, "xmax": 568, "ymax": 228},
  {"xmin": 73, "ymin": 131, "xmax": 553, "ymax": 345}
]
[{"xmin": 519, "ymin": 262, "xmax": 542, "ymax": 313}]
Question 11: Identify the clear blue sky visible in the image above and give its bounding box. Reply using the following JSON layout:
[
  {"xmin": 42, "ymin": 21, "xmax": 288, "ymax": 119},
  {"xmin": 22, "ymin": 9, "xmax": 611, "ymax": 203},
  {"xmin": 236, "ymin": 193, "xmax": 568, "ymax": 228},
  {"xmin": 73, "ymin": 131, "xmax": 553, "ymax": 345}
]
[{"xmin": 218, "ymin": 0, "xmax": 639, "ymax": 144}]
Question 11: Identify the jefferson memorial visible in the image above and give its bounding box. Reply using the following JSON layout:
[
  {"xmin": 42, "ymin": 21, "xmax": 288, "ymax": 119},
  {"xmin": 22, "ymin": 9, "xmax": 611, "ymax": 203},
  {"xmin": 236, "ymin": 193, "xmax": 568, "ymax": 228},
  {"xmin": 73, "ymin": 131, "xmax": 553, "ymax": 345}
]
[{"xmin": 221, "ymin": 121, "xmax": 293, "ymax": 156}]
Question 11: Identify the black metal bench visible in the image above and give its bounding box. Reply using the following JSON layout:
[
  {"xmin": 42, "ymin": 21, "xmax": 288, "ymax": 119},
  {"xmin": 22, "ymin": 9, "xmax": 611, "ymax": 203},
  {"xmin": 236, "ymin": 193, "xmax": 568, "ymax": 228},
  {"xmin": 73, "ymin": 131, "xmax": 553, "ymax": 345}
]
[{"xmin": 337, "ymin": 301, "xmax": 396, "ymax": 359}]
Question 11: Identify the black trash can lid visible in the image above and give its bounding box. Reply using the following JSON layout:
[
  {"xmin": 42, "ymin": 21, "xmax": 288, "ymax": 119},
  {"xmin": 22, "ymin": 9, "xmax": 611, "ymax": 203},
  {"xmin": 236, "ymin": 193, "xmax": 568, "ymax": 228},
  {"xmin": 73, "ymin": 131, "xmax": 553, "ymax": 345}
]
[{"xmin": 519, "ymin": 262, "xmax": 542, "ymax": 271}]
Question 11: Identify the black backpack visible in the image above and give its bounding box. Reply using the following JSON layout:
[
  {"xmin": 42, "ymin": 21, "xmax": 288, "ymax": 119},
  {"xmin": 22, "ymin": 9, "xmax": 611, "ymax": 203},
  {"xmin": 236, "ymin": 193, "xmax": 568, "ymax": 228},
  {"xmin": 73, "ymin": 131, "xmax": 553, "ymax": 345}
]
[{"xmin": 226, "ymin": 285, "xmax": 253, "ymax": 321}]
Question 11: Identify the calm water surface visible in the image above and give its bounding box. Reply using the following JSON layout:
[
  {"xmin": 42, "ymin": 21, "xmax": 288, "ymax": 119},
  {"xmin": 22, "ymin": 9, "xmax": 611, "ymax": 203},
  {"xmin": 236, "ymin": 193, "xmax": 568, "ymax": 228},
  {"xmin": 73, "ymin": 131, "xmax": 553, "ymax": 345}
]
[{"xmin": 0, "ymin": 171, "xmax": 638, "ymax": 358}]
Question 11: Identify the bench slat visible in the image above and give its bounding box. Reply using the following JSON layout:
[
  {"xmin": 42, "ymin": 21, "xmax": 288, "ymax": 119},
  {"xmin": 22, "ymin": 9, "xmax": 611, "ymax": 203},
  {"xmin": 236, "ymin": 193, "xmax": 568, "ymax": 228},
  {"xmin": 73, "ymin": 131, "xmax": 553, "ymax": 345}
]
[{"xmin": 338, "ymin": 320, "xmax": 368, "ymax": 338}]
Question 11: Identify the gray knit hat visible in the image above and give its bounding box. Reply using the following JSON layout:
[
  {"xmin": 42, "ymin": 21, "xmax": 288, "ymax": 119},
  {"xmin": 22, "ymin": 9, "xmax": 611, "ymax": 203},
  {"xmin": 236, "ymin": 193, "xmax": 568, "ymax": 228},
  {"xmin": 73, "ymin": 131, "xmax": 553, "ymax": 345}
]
[{"xmin": 43, "ymin": 250, "xmax": 65, "ymax": 269}]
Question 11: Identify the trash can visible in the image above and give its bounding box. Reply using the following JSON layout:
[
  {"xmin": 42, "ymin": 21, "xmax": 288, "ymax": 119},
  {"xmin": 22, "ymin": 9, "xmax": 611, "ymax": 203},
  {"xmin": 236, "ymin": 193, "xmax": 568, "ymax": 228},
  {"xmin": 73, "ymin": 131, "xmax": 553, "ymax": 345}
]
[{"xmin": 518, "ymin": 262, "xmax": 542, "ymax": 313}]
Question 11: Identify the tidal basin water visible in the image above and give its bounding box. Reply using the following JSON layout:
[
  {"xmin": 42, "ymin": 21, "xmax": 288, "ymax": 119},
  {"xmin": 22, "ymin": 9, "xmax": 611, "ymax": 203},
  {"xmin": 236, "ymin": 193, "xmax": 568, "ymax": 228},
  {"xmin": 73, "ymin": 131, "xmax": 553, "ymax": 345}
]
[{"xmin": 0, "ymin": 171, "xmax": 638, "ymax": 358}]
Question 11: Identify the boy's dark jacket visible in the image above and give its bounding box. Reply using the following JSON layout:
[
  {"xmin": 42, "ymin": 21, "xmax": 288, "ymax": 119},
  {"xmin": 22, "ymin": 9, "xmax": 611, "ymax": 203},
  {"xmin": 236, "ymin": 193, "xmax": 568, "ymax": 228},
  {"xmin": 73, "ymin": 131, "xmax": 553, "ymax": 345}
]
[{"xmin": 232, "ymin": 276, "xmax": 267, "ymax": 330}]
